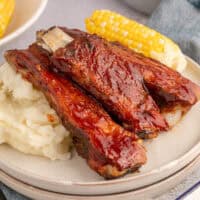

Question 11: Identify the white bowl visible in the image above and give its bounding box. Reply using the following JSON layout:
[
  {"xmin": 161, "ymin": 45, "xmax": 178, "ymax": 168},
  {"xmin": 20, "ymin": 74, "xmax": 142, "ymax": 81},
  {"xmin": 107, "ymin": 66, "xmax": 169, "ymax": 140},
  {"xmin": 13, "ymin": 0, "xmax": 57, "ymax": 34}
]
[{"xmin": 0, "ymin": 0, "xmax": 48, "ymax": 46}]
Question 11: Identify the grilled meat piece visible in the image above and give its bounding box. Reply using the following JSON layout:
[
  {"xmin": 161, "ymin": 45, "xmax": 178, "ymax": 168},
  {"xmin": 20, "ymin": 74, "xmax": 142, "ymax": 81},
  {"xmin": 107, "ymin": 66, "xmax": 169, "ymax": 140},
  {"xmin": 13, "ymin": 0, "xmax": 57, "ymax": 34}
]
[
  {"xmin": 59, "ymin": 28, "xmax": 200, "ymax": 108},
  {"xmin": 5, "ymin": 44, "xmax": 146, "ymax": 179},
  {"xmin": 37, "ymin": 27, "xmax": 168, "ymax": 139},
  {"xmin": 37, "ymin": 27, "xmax": 200, "ymax": 132},
  {"xmin": 112, "ymin": 42, "xmax": 200, "ymax": 108},
  {"xmin": 106, "ymin": 42, "xmax": 200, "ymax": 126}
]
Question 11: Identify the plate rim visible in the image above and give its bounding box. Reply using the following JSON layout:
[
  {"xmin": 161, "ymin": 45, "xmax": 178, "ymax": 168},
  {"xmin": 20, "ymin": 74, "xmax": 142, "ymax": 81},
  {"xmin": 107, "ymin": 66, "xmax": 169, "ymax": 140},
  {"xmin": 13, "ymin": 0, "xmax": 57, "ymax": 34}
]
[{"xmin": 1, "ymin": 149, "xmax": 200, "ymax": 200}]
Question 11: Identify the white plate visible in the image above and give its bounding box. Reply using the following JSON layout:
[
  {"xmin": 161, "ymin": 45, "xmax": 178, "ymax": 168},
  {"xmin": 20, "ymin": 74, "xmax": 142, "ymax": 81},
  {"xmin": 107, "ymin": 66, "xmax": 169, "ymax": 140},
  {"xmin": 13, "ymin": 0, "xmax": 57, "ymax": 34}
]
[
  {"xmin": 0, "ymin": 0, "xmax": 48, "ymax": 46},
  {"xmin": 1, "ymin": 151, "xmax": 200, "ymax": 200},
  {"xmin": 0, "ymin": 57, "xmax": 200, "ymax": 195}
]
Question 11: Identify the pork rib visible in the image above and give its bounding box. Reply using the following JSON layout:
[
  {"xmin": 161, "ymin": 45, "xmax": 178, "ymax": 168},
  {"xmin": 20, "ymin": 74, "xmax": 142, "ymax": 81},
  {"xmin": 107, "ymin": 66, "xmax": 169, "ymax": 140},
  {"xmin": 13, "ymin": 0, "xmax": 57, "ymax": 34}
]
[
  {"xmin": 5, "ymin": 44, "xmax": 146, "ymax": 179},
  {"xmin": 37, "ymin": 27, "xmax": 200, "ymax": 134},
  {"xmin": 37, "ymin": 27, "xmax": 168, "ymax": 139},
  {"xmin": 103, "ymin": 41, "xmax": 200, "ymax": 126},
  {"xmin": 111, "ymin": 42, "xmax": 200, "ymax": 108}
]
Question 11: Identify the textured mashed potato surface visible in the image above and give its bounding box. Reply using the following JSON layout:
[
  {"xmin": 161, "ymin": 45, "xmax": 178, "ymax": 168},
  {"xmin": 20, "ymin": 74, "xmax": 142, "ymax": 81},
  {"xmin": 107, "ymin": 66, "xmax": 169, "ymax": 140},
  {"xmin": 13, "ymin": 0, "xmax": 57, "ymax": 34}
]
[{"xmin": 0, "ymin": 63, "xmax": 72, "ymax": 160}]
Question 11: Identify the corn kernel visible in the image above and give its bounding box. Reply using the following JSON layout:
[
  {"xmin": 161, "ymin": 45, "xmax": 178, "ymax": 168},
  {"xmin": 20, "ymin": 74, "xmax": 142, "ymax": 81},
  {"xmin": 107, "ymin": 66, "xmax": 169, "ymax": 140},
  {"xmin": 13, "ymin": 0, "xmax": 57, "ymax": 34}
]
[{"xmin": 0, "ymin": 0, "xmax": 15, "ymax": 38}]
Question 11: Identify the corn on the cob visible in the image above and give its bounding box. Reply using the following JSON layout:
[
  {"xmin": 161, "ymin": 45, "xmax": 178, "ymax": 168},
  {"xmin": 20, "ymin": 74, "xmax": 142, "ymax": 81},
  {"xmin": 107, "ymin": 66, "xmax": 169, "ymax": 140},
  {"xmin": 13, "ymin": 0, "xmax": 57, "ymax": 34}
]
[
  {"xmin": 0, "ymin": 0, "xmax": 15, "ymax": 38},
  {"xmin": 85, "ymin": 10, "xmax": 186, "ymax": 72}
]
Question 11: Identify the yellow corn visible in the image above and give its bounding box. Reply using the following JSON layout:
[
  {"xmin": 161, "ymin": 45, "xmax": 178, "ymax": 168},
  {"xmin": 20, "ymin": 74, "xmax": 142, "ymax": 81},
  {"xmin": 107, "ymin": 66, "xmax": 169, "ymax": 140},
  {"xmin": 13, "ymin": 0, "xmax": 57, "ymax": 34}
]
[
  {"xmin": 85, "ymin": 10, "xmax": 186, "ymax": 72},
  {"xmin": 0, "ymin": 0, "xmax": 15, "ymax": 38}
]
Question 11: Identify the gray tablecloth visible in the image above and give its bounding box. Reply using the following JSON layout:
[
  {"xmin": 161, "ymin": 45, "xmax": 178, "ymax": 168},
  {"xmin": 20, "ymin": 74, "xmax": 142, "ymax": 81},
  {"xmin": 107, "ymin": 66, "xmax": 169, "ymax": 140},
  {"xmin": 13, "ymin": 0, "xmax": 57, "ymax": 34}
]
[
  {"xmin": 148, "ymin": 0, "xmax": 200, "ymax": 66},
  {"xmin": 0, "ymin": 0, "xmax": 199, "ymax": 199}
]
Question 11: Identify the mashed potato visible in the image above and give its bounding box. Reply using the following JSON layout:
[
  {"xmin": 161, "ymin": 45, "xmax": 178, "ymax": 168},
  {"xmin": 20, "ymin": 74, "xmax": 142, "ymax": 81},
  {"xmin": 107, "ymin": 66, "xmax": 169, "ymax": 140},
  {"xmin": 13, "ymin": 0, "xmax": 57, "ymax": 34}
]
[{"xmin": 0, "ymin": 63, "xmax": 72, "ymax": 160}]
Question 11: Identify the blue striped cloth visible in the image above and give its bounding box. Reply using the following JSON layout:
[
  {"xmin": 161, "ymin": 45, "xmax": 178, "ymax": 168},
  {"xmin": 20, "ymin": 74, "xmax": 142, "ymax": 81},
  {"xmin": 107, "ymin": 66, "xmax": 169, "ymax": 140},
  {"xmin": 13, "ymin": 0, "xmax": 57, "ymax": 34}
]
[
  {"xmin": 0, "ymin": 183, "xmax": 30, "ymax": 200},
  {"xmin": 0, "ymin": 0, "xmax": 200, "ymax": 199},
  {"xmin": 148, "ymin": 0, "xmax": 200, "ymax": 65}
]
